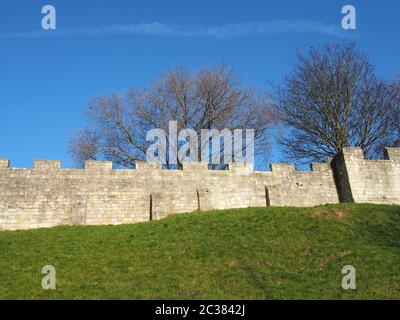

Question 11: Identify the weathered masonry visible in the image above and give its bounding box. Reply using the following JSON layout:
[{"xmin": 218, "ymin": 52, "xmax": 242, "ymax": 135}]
[{"xmin": 0, "ymin": 147, "xmax": 399, "ymax": 231}]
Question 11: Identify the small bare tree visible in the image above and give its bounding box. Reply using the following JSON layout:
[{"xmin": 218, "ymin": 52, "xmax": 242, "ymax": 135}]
[
  {"xmin": 374, "ymin": 73, "xmax": 400, "ymax": 154},
  {"xmin": 69, "ymin": 63, "xmax": 275, "ymax": 168},
  {"xmin": 390, "ymin": 73, "xmax": 400, "ymax": 146},
  {"xmin": 273, "ymin": 43, "xmax": 399, "ymax": 164}
]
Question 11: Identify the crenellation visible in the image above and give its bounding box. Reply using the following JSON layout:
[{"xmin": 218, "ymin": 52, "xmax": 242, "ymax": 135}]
[
  {"xmin": 332, "ymin": 147, "xmax": 400, "ymax": 204},
  {"xmin": 135, "ymin": 161, "xmax": 162, "ymax": 170},
  {"xmin": 228, "ymin": 162, "xmax": 253, "ymax": 174},
  {"xmin": 85, "ymin": 160, "xmax": 112, "ymax": 170},
  {"xmin": 182, "ymin": 162, "xmax": 208, "ymax": 170},
  {"xmin": 384, "ymin": 147, "xmax": 400, "ymax": 162},
  {"xmin": 0, "ymin": 147, "xmax": 399, "ymax": 231},
  {"xmin": 34, "ymin": 160, "xmax": 61, "ymax": 170},
  {"xmin": 342, "ymin": 147, "xmax": 365, "ymax": 160},
  {"xmin": 270, "ymin": 163, "xmax": 295, "ymax": 172},
  {"xmin": 0, "ymin": 159, "xmax": 10, "ymax": 169},
  {"xmin": 310, "ymin": 162, "xmax": 331, "ymax": 172}
]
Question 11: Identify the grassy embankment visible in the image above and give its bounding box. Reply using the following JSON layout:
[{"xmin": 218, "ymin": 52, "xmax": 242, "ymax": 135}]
[{"xmin": 0, "ymin": 204, "xmax": 399, "ymax": 299}]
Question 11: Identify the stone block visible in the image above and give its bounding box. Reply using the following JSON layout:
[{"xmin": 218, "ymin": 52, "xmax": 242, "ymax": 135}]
[
  {"xmin": 228, "ymin": 162, "xmax": 253, "ymax": 174},
  {"xmin": 0, "ymin": 159, "xmax": 10, "ymax": 169},
  {"xmin": 182, "ymin": 162, "xmax": 208, "ymax": 170},
  {"xmin": 270, "ymin": 163, "xmax": 295, "ymax": 172},
  {"xmin": 135, "ymin": 161, "xmax": 161, "ymax": 170},
  {"xmin": 384, "ymin": 147, "xmax": 400, "ymax": 162},
  {"xmin": 85, "ymin": 161, "xmax": 112, "ymax": 170},
  {"xmin": 34, "ymin": 160, "xmax": 61, "ymax": 170}
]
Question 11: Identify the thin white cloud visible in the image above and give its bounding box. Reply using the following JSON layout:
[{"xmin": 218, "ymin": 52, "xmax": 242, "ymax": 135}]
[{"xmin": 1, "ymin": 20, "xmax": 348, "ymax": 39}]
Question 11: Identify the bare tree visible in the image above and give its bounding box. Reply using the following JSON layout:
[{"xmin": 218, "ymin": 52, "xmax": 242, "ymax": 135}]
[
  {"xmin": 373, "ymin": 73, "xmax": 400, "ymax": 154},
  {"xmin": 389, "ymin": 73, "xmax": 400, "ymax": 146},
  {"xmin": 69, "ymin": 63, "xmax": 275, "ymax": 168},
  {"xmin": 273, "ymin": 43, "xmax": 399, "ymax": 164}
]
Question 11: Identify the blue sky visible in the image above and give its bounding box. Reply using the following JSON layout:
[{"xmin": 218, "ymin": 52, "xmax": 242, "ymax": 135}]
[{"xmin": 0, "ymin": 0, "xmax": 399, "ymax": 168}]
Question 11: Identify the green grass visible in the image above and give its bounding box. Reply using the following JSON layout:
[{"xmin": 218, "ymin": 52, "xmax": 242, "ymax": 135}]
[{"xmin": 0, "ymin": 204, "xmax": 399, "ymax": 300}]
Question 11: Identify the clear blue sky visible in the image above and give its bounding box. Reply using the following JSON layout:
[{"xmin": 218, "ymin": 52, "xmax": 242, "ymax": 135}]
[{"xmin": 0, "ymin": 0, "xmax": 399, "ymax": 168}]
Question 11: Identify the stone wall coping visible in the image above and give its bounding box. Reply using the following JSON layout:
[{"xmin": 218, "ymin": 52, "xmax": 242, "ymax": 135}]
[{"xmin": 1, "ymin": 147, "xmax": 399, "ymax": 172}]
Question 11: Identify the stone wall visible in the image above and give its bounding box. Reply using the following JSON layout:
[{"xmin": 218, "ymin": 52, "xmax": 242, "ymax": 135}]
[
  {"xmin": 332, "ymin": 147, "xmax": 400, "ymax": 205},
  {"xmin": 0, "ymin": 147, "xmax": 399, "ymax": 231}
]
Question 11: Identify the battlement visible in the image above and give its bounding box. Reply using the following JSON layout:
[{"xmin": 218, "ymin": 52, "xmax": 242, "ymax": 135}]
[
  {"xmin": 34, "ymin": 160, "xmax": 62, "ymax": 170},
  {"xmin": 341, "ymin": 146, "xmax": 400, "ymax": 162},
  {"xmin": 135, "ymin": 161, "xmax": 162, "ymax": 170},
  {"xmin": 85, "ymin": 160, "xmax": 113, "ymax": 170},
  {"xmin": 332, "ymin": 147, "xmax": 400, "ymax": 203},
  {"xmin": 341, "ymin": 147, "xmax": 365, "ymax": 160},
  {"xmin": 310, "ymin": 162, "xmax": 331, "ymax": 172},
  {"xmin": 0, "ymin": 159, "xmax": 9, "ymax": 169},
  {"xmin": 0, "ymin": 159, "xmax": 326, "ymax": 173},
  {"xmin": 0, "ymin": 147, "xmax": 399, "ymax": 231},
  {"xmin": 181, "ymin": 162, "xmax": 209, "ymax": 171},
  {"xmin": 270, "ymin": 163, "xmax": 295, "ymax": 172},
  {"xmin": 384, "ymin": 147, "xmax": 400, "ymax": 162}
]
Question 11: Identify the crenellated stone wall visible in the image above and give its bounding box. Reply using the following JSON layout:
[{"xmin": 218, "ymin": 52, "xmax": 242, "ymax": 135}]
[
  {"xmin": 331, "ymin": 147, "xmax": 400, "ymax": 204},
  {"xmin": 0, "ymin": 147, "xmax": 399, "ymax": 231}
]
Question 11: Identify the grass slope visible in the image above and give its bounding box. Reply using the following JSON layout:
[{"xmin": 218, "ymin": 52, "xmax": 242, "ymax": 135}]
[{"xmin": 0, "ymin": 204, "xmax": 399, "ymax": 300}]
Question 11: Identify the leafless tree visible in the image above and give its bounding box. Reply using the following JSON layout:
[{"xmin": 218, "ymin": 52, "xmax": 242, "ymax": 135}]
[
  {"xmin": 372, "ymin": 73, "xmax": 400, "ymax": 154},
  {"xmin": 69, "ymin": 63, "xmax": 275, "ymax": 168},
  {"xmin": 273, "ymin": 43, "xmax": 399, "ymax": 164},
  {"xmin": 389, "ymin": 73, "xmax": 400, "ymax": 146}
]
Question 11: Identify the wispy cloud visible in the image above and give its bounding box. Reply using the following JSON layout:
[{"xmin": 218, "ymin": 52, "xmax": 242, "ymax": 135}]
[{"xmin": 1, "ymin": 20, "xmax": 348, "ymax": 39}]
